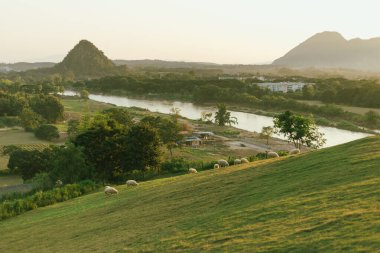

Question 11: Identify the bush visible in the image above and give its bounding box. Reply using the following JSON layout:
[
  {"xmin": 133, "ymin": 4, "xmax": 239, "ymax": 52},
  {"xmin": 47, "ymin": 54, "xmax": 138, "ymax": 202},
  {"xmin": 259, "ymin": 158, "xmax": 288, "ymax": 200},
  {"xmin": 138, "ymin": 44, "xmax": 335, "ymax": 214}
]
[
  {"xmin": 256, "ymin": 152, "xmax": 267, "ymax": 159},
  {"xmin": 161, "ymin": 158, "xmax": 188, "ymax": 173},
  {"xmin": 29, "ymin": 172, "xmax": 54, "ymax": 191},
  {"xmin": 0, "ymin": 180, "xmax": 99, "ymax": 220},
  {"xmin": 79, "ymin": 180, "xmax": 98, "ymax": 194},
  {"xmin": 277, "ymin": 150, "xmax": 289, "ymax": 157},
  {"xmin": 34, "ymin": 124, "xmax": 60, "ymax": 141}
]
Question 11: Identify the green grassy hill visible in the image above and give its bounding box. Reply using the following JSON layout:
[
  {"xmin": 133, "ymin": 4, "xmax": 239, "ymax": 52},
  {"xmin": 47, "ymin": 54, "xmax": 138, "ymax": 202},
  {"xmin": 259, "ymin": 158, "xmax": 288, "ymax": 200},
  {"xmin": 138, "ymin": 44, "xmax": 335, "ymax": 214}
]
[{"xmin": 0, "ymin": 137, "xmax": 379, "ymax": 252}]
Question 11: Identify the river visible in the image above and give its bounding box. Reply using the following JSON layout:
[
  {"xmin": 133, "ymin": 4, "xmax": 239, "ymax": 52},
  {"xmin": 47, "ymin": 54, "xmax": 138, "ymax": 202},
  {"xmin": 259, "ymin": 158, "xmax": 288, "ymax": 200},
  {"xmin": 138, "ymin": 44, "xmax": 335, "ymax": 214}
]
[{"xmin": 63, "ymin": 91, "xmax": 372, "ymax": 147}]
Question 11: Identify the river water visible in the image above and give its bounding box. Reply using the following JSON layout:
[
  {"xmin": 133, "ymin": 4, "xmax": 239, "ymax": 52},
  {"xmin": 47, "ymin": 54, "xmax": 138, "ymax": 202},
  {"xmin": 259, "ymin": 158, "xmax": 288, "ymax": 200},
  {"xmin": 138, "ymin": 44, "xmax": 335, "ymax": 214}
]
[{"xmin": 64, "ymin": 91, "xmax": 372, "ymax": 147}]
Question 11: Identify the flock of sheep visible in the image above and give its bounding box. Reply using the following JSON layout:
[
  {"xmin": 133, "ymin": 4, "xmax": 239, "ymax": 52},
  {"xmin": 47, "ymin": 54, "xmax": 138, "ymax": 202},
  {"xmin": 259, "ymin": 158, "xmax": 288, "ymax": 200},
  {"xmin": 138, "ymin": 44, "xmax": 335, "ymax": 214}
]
[
  {"xmin": 104, "ymin": 180, "xmax": 139, "ymax": 196},
  {"xmin": 104, "ymin": 148, "xmax": 301, "ymax": 196}
]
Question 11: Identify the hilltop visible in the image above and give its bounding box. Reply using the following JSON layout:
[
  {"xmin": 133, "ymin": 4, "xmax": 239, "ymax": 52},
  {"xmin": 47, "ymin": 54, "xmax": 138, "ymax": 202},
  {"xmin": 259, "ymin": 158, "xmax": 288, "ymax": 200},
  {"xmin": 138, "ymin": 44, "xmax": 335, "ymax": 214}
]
[
  {"xmin": 0, "ymin": 136, "xmax": 379, "ymax": 252},
  {"xmin": 273, "ymin": 31, "xmax": 380, "ymax": 71},
  {"xmin": 54, "ymin": 40, "xmax": 117, "ymax": 78}
]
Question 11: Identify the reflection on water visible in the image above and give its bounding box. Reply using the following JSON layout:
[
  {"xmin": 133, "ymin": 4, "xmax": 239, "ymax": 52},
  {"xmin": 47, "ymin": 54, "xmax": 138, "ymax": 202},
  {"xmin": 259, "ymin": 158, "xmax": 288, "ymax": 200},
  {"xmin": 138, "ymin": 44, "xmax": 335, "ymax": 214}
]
[{"xmin": 64, "ymin": 91, "xmax": 372, "ymax": 147}]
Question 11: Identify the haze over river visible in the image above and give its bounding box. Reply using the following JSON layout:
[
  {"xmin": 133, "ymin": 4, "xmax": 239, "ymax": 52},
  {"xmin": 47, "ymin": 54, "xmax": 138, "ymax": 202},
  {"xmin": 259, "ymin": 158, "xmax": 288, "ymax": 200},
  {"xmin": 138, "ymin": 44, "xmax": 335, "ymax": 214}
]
[{"xmin": 64, "ymin": 91, "xmax": 372, "ymax": 147}]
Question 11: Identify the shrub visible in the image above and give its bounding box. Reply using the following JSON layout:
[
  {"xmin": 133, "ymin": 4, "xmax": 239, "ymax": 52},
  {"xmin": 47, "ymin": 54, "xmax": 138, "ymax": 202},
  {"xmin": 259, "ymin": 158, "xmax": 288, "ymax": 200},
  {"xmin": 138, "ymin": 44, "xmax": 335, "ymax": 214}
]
[
  {"xmin": 29, "ymin": 172, "xmax": 54, "ymax": 191},
  {"xmin": 0, "ymin": 180, "xmax": 99, "ymax": 220},
  {"xmin": 34, "ymin": 124, "xmax": 60, "ymax": 141},
  {"xmin": 277, "ymin": 150, "xmax": 289, "ymax": 157},
  {"xmin": 256, "ymin": 152, "xmax": 267, "ymax": 159},
  {"xmin": 79, "ymin": 180, "xmax": 98, "ymax": 194},
  {"xmin": 161, "ymin": 158, "xmax": 187, "ymax": 173}
]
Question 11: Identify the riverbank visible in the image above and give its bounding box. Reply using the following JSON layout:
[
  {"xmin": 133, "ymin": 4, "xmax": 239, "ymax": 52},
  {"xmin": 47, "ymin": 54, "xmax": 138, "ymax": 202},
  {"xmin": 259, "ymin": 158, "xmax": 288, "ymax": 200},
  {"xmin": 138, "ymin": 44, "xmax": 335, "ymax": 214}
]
[
  {"xmin": 60, "ymin": 96, "xmax": 296, "ymax": 158},
  {"xmin": 65, "ymin": 88, "xmax": 376, "ymax": 134},
  {"xmin": 62, "ymin": 91, "xmax": 373, "ymax": 147}
]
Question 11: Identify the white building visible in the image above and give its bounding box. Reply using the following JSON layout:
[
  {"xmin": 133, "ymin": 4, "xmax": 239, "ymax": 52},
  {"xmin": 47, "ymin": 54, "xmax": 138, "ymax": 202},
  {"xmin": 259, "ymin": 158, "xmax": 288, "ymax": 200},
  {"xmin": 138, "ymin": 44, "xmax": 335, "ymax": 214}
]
[
  {"xmin": 257, "ymin": 82, "xmax": 309, "ymax": 93},
  {"xmin": 218, "ymin": 76, "xmax": 267, "ymax": 81}
]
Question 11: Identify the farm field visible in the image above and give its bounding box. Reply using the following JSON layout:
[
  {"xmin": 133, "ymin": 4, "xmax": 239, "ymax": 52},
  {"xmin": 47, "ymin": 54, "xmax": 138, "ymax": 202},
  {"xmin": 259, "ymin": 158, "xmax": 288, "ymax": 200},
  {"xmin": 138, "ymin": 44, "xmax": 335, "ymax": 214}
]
[{"xmin": 0, "ymin": 136, "xmax": 379, "ymax": 252}]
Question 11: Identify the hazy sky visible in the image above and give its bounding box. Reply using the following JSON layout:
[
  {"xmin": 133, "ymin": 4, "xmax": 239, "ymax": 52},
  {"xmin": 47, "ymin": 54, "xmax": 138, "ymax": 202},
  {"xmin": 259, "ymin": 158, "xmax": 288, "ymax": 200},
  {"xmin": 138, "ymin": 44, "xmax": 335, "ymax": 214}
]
[{"xmin": 1, "ymin": 0, "xmax": 380, "ymax": 64}]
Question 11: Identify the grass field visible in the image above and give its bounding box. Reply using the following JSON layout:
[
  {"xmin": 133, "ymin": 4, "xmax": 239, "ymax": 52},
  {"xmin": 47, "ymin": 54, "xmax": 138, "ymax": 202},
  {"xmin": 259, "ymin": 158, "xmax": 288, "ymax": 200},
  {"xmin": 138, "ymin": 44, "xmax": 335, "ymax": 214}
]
[{"xmin": 0, "ymin": 136, "xmax": 379, "ymax": 252}]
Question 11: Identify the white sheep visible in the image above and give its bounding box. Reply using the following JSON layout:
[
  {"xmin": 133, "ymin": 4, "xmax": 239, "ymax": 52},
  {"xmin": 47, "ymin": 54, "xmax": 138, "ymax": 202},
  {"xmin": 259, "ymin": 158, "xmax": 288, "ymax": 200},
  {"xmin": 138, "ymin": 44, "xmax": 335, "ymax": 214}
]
[
  {"xmin": 126, "ymin": 180, "xmax": 139, "ymax": 186},
  {"xmin": 241, "ymin": 158, "xmax": 249, "ymax": 163},
  {"xmin": 289, "ymin": 148, "xmax": 301, "ymax": 155},
  {"xmin": 234, "ymin": 159, "xmax": 241, "ymax": 165},
  {"xmin": 188, "ymin": 168, "xmax": 198, "ymax": 174},
  {"xmin": 104, "ymin": 186, "xmax": 118, "ymax": 196},
  {"xmin": 218, "ymin": 159, "xmax": 229, "ymax": 167},
  {"xmin": 214, "ymin": 164, "xmax": 220, "ymax": 169},
  {"xmin": 267, "ymin": 151, "xmax": 279, "ymax": 158}
]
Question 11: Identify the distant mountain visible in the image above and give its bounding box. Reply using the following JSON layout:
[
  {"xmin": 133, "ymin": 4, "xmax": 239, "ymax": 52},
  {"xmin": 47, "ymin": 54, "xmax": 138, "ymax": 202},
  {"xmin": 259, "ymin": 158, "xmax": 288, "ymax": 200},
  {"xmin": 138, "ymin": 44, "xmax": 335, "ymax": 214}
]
[
  {"xmin": 0, "ymin": 62, "xmax": 55, "ymax": 72},
  {"xmin": 113, "ymin": 59, "xmax": 218, "ymax": 69},
  {"xmin": 54, "ymin": 40, "xmax": 117, "ymax": 77},
  {"xmin": 272, "ymin": 31, "xmax": 380, "ymax": 71}
]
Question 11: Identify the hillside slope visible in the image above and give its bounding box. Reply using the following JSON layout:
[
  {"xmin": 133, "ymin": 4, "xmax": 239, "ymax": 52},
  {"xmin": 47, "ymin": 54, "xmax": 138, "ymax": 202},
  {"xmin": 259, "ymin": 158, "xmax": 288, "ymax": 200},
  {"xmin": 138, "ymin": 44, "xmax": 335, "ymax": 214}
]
[
  {"xmin": 273, "ymin": 31, "xmax": 380, "ymax": 72},
  {"xmin": 54, "ymin": 40, "xmax": 117, "ymax": 78},
  {"xmin": 0, "ymin": 137, "xmax": 379, "ymax": 252}
]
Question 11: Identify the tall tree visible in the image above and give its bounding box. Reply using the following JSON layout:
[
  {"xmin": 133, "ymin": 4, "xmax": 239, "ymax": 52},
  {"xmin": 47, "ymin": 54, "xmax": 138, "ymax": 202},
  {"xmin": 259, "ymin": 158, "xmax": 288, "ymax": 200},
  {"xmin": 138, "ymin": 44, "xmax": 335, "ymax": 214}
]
[
  {"xmin": 214, "ymin": 104, "xmax": 238, "ymax": 126},
  {"xmin": 29, "ymin": 95, "xmax": 64, "ymax": 123},
  {"xmin": 121, "ymin": 123, "xmax": 161, "ymax": 175},
  {"xmin": 74, "ymin": 126, "xmax": 124, "ymax": 182},
  {"xmin": 273, "ymin": 111, "xmax": 326, "ymax": 149},
  {"xmin": 48, "ymin": 144, "xmax": 92, "ymax": 184},
  {"xmin": 141, "ymin": 116, "xmax": 182, "ymax": 158}
]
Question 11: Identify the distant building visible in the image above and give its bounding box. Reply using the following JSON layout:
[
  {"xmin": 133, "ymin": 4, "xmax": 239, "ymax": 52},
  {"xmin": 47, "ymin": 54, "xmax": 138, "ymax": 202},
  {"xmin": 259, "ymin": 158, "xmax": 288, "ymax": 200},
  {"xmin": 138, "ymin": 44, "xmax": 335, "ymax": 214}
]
[
  {"xmin": 193, "ymin": 131, "xmax": 214, "ymax": 140},
  {"xmin": 218, "ymin": 76, "xmax": 266, "ymax": 81},
  {"xmin": 184, "ymin": 136, "xmax": 202, "ymax": 147},
  {"xmin": 257, "ymin": 82, "xmax": 310, "ymax": 93}
]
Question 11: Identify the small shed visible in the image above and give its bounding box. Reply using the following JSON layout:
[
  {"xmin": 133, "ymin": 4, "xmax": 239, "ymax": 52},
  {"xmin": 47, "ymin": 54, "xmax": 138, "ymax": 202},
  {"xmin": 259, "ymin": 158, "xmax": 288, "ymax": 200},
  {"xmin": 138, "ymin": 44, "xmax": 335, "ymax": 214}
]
[
  {"xmin": 184, "ymin": 136, "xmax": 202, "ymax": 147},
  {"xmin": 193, "ymin": 131, "xmax": 214, "ymax": 140}
]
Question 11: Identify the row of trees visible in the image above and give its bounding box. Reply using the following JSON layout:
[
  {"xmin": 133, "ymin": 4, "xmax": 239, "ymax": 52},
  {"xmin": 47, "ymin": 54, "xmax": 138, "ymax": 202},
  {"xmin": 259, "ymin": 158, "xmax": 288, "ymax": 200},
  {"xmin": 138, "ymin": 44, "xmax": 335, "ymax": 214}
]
[{"xmin": 299, "ymin": 78, "xmax": 380, "ymax": 108}]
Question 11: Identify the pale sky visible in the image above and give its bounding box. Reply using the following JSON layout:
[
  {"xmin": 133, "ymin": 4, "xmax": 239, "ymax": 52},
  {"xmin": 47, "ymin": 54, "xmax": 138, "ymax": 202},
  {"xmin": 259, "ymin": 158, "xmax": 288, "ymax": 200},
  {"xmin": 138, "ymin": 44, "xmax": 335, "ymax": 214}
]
[{"xmin": 1, "ymin": 0, "xmax": 380, "ymax": 64}]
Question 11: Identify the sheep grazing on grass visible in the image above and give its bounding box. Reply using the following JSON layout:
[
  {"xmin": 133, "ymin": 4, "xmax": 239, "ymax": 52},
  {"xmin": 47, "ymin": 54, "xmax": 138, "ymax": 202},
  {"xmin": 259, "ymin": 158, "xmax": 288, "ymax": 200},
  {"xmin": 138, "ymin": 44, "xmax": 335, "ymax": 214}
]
[
  {"xmin": 267, "ymin": 151, "xmax": 279, "ymax": 158},
  {"xmin": 218, "ymin": 159, "xmax": 229, "ymax": 167},
  {"xmin": 214, "ymin": 164, "xmax": 220, "ymax": 169},
  {"xmin": 290, "ymin": 148, "xmax": 301, "ymax": 155},
  {"xmin": 188, "ymin": 168, "xmax": 198, "ymax": 174},
  {"xmin": 234, "ymin": 159, "xmax": 241, "ymax": 165},
  {"xmin": 104, "ymin": 186, "xmax": 118, "ymax": 196},
  {"xmin": 126, "ymin": 180, "xmax": 139, "ymax": 186},
  {"xmin": 241, "ymin": 158, "xmax": 249, "ymax": 163}
]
